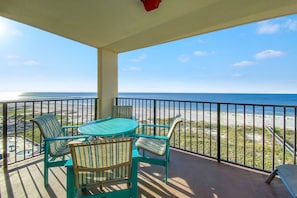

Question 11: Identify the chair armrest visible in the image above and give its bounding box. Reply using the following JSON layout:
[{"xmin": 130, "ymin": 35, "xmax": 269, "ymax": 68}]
[
  {"xmin": 62, "ymin": 126, "xmax": 79, "ymax": 135},
  {"xmin": 134, "ymin": 134, "xmax": 169, "ymax": 140},
  {"xmin": 44, "ymin": 135, "xmax": 89, "ymax": 142}
]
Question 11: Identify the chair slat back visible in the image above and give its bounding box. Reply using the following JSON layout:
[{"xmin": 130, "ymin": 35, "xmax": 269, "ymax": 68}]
[
  {"xmin": 166, "ymin": 115, "xmax": 183, "ymax": 139},
  {"xmin": 31, "ymin": 114, "xmax": 67, "ymax": 156},
  {"xmin": 112, "ymin": 106, "xmax": 133, "ymax": 118},
  {"xmin": 69, "ymin": 138, "xmax": 133, "ymax": 189}
]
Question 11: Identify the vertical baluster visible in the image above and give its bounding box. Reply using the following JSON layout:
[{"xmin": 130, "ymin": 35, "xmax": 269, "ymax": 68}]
[
  {"xmin": 217, "ymin": 103, "xmax": 221, "ymax": 162},
  {"xmin": 235, "ymin": 104, "xmax": 237, "ymax": 163},
  {"xmin": 226, "ymin": 104, "xmax": 229, "ymax": 161},
  {"xmin": 243, "ymin": 105, "xmax": 246, "ymax": 165},
  {"xmin": 252, "ymin": 105, "xmax": 255, "ymax": 168},
  {"xmin": 3, "ymin": 103, "xmax": 8, "ymax": 169}
]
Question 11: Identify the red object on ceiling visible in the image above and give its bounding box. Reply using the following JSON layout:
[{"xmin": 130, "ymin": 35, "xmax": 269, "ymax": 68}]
[{"xmin": 141, "ymin": 0, "xmax": 161, "ymax": 12}]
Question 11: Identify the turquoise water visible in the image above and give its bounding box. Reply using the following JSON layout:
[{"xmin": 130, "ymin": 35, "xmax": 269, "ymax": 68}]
[
  {"xmin": 15, "ymin": 92, "xmax": 297, "ymax": 106},
  {"xmin": 0, "ymin": 92, "xmax": 295, "ymax": 116},
  {"xmin": 119, "ymin": 92, "xmax": 297, "ymax": 106}
]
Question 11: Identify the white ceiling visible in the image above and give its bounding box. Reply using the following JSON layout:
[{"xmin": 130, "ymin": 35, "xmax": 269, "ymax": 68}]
[{"xmin": 1, "ymin": 0, "xmax": 297, "ymax": 53}]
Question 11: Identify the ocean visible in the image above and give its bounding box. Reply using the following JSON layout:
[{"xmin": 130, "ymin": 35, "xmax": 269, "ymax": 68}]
[
  {"xmin": 119, "ymin": 93, "xmax": 297, "ymax": 106},
  {"xmin": 5, "ymin": 92, "xmax": 297, "ymax": 106}
]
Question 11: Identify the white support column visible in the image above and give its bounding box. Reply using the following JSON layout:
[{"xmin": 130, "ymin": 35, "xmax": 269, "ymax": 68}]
[{"xmin": 97, "ymin": 48, "xmax": 118, "ymax": 119}]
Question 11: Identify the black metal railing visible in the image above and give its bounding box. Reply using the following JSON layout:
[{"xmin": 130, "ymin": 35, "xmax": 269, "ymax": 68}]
[
  {"xmin": 2, "ymin": 96, "xmax": 297, "ymax": 173},
  {"xmin": 116, "ymin": 97, "xmax": 297, "ymax": 173},
  {"xmin": 0, "ymin": 98, "xmax": 98, "ymax": 168}
]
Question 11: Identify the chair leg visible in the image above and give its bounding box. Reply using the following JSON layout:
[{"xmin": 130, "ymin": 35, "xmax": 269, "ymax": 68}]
[
  {"xmin": 165, "ymin": 163, "xmax": 168, "ymax": 184},
  {"xmin": 44, "ymin": 143, "xmax": 49, "ymax": 186},
  {"xmin": 266, "ymin": 169, "xmax": 278, "ymax": 184},
  {"xmin": 44, "ymin": 156, "xmax": 49, "ymax": 186},
  {"xmin": 164, "ymin": 150, "xmax": 169, "ymax": 184}
]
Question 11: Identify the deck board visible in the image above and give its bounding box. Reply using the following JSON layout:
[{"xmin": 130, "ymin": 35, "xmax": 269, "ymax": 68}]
[{"xmin": 1, "ymin": 149, "xmax": 291, "ymax": 198}]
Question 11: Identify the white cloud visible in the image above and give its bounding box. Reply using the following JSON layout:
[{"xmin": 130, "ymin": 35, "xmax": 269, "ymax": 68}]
[
  {"xmin": 257, "ymin": 21, "xmax": 280, "ymax": 34},
  {"xmin": 193, "ymin": 50, "xmax": 207, "ymax": 56},
  {"xmin": 284, "ymin": 19, "xmax": 297, "ymax": 31},
  {"xmin": 255, "ymin": 50, "xmax": 284, "ymax": 60},
  {"xmin": 2, "ymin": 55, "xmax": 39, "ymax": 67},
  {"xmin": 178, "ymin": 54, "xmax": 190, "ymax": 63},
  {"xmin": 196, "ymin": 39, "xmax": 205, "ymax": 44},
  {"xmin": 232, "ymin": 60, "xmax": 254, "ymax": 67},
  {"xmin": 123, "ymin": 66, "xmax": 140, "ymax": 71},
  {"xmin": 23, "ymin": 60, "xmax": 39, "ymax": 66},
  {"xmin": 6, "ymin": 55, "xmax": 20, "ymax": 59},
  {"xmin": 193, "ymin": 50, "xmax": 215, "ymax": 57},
  {"xmin": 257, "ymin": 18, "xmax": 297, "ymax": 34},
  {"xmin": 129, "ymin": 53, "xmax": 147, "ymax": 62}
]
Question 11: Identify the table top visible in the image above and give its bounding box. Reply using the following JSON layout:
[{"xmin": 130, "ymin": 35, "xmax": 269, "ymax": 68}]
[{"xmin": 78, "ymin": 117, "xmax": 138, "ymax": 137}]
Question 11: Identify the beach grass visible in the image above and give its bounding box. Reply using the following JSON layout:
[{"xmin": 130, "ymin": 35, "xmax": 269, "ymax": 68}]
[
  {"xmin": 3, "ymin": 112, "xmax": 296, "ymax": 172},
  {"xmin": 140, "ymin": 118, "xmax": 296, "ymax": 171}
]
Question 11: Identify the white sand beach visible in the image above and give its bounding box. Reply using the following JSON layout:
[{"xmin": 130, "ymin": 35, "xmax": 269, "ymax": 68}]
[{"xmin": 135, "ymin": 108, "xmax": 296, "ymax": 130}]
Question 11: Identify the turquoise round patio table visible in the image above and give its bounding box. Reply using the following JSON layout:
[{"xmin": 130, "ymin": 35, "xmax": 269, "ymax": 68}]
[{"xmin": 78, "ymin": 117, "xmax": 138, "ymax": 137}]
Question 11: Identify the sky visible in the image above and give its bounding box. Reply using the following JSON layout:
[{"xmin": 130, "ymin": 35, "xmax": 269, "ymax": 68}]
[{"xmin": 0, "ymin": 14, "xmax": 297, "ymax": 94}]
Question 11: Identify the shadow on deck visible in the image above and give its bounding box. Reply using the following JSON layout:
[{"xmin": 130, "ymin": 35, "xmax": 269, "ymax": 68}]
[{"xmin": 0, "ymin": 149, "xmax": 291, "ymax": 198}]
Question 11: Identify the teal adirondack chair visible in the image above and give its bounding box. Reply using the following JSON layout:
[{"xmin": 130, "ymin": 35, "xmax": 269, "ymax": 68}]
[
  {"xmin": 68, "ymin": 137, "xmax": 137, "ymax": 198},
  {"xmin": 31, "ymin": 114, "xmax": 89, "ymax": 186},
  {"xmin": 135, "ymin": 114, "xmax": 183, "ymax": 183}
]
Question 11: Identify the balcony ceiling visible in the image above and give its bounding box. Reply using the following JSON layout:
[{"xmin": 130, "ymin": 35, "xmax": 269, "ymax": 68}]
[{"xmin": 1, "ymin": 0, "xmax": 297, "ymax": 53}]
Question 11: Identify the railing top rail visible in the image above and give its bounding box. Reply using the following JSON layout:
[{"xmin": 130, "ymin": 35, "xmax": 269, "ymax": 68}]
[
  {"xmin": 116, "ymin": 97, "xmax": 297, "ymax": 108},
  {"xmin": 0, "ymin": 97, "xmax": 98, "ymax": 104}
]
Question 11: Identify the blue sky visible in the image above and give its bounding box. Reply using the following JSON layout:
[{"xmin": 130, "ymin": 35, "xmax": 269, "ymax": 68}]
[{"xmin": 0, "ymin": 14, "xmax": 297, "ymax": 94}]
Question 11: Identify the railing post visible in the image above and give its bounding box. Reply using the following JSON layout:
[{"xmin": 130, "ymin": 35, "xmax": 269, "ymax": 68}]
[
  {"xmin": 217, "ymin": 103, "xmax": 221, "ymax": 162},
  {"xmin": 2, "ymin": 103, "xmax": 8, "ymax": 169},
  {"xmin": 95, "ymin": 98, "xmax": 99, "ymax": 120},
  {"xmin": 115, "ymin": 97, "xmax": 118, "ymax": 106},
  {"xmin": 153, "ymin": 100, "xmax": 157, "ymax": 136}
]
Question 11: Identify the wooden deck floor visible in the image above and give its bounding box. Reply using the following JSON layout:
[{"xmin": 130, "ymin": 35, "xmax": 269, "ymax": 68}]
[{"xmin": 0, "ymin": 149, "xmax": 291, "ymax": 198}]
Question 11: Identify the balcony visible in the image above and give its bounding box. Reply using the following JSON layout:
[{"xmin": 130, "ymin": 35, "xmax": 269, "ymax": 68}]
[
  {"xmin": 1, "ymin": 97, "xmax": 296, "ymax": 197},
  {"xmin": 0, "ymin": 148, "xmax": 290, "ymax": 197}
]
